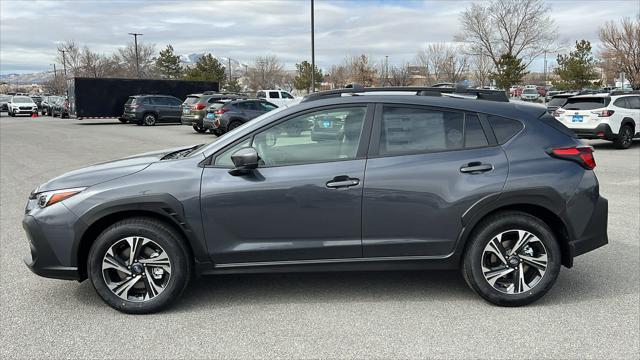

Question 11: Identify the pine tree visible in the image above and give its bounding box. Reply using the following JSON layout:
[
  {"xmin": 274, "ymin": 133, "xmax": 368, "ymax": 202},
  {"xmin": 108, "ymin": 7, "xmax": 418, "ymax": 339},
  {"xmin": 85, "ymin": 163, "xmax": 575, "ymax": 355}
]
[
  {"xmin": 554, "ymin": 40, "xmax": 601, "ymax": 90},
  {"xmin": 293, "ymin": 61, "xmax": 323, "ymax": 93},
  {"xmin": 155, "ymin": 45, "xmax": 183, "ymax": 79},
  {"xmin": 184, "ymin": 54, "xmax": 226, "ymax": 87},
  {"xmin": 490, "ymin": 53, "xmax": 529, "ymax": 91}
]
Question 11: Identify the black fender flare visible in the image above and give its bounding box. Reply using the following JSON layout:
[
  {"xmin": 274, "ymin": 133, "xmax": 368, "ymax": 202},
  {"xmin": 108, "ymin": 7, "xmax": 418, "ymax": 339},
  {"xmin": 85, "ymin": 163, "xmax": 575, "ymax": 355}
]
[{"xmin": 71, "ymin": 194, "xmax": 208, "ymax": 267}]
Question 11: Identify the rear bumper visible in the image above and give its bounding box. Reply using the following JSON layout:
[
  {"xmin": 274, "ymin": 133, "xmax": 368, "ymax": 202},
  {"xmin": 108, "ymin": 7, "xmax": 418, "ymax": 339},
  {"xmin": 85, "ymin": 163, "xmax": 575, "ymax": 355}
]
[
  {"xmin": 121, "ymin": 112, "xmax": 142, "ymax": 122},
  {"xmin": 568, "ymin": 196, "xmax": 608, "ymax": 259},
  {"xmin": 181, "ymin": 115, "xmax": 202, "ymax": 126},
  {"xmin": 570, "ymin": 123, "xmax": 615, "ymax": 140}
]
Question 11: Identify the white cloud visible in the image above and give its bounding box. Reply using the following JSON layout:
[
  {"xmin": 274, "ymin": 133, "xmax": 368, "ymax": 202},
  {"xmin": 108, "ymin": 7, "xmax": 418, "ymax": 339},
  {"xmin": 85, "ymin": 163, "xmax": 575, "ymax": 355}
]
[{"xmin": 1, "ymin": 0, "xmax": 638, "ymax": 74}]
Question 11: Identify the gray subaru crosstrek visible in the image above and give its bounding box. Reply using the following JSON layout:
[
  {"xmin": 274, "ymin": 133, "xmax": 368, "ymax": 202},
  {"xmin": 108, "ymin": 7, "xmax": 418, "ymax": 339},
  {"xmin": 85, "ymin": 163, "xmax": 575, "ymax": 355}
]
[{"xmin": 23, "ymin": 86, "xmax": 608, "ymax": 314}]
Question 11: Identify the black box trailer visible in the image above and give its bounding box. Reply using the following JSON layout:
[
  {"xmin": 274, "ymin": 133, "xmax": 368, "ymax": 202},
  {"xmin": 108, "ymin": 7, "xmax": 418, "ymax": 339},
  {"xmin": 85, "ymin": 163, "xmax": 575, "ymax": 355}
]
[{"xmin": 67, "ymin": 77, "xmax": 219, "ymax": 119}]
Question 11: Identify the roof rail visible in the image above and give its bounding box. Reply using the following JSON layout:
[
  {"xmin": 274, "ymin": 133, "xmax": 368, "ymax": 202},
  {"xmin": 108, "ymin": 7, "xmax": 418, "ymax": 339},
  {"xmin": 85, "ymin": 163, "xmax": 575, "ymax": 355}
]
[
  {"xmin": 202, "ymin": 91, "xmax": 219, "ymax": 95},
  {"xmin": 301, "ymin": 84, "xmax": 509, "ymax": 103},
  {"xmin": 610, "ymin": 89, "xmax": 639, "ymax": 95}
]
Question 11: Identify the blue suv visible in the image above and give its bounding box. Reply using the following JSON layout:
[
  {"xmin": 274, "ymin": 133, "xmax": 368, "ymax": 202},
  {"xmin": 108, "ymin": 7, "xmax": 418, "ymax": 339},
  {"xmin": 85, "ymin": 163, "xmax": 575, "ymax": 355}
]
[{"xmin": 23, "ymin": 86, "xmax": 608, "ymax": 313}]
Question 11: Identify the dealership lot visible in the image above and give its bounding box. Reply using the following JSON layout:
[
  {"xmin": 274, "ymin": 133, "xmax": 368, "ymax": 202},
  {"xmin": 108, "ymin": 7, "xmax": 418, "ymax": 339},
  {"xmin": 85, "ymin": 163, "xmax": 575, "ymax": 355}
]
[{"xmin": 1, "ymin": 116, "xmax": 638, "ymax": 358}]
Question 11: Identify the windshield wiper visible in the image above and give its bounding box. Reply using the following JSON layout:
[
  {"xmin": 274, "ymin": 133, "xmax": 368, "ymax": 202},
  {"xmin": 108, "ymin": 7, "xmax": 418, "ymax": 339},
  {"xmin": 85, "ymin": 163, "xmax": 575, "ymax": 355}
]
[{"xmin": 161, "ymin": 144, "xmax": 203, "ymax": 160}]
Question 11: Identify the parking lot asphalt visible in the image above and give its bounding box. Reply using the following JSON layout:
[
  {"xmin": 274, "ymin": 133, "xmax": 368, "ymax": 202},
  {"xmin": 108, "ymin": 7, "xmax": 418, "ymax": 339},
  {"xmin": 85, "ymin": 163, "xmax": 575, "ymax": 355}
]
[{"xmin": 1, "ymin": 115, "xmax": 638, "ymax": 359}]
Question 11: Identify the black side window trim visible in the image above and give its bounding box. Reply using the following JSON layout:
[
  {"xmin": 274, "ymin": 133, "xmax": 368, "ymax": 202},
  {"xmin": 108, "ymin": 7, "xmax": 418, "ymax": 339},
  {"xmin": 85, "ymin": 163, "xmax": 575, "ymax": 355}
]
[
  {"xmin": 205, "ymin": 103, "xmax": 376, "ymax": 168},
  {"xmin": 367, "ymin": 104, "xmax": 495, "ymax": 158}
]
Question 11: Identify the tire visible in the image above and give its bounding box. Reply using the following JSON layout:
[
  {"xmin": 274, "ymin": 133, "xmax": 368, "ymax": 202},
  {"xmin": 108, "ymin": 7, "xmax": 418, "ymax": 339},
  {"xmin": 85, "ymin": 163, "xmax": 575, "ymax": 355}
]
[
  {"xmin": 193, "ymin": 124, "xmax": 207, "ymax": 133},
  {"xmin": 143, "ymin": 113, "xmax": 157, "ymax": 126},
  {"xmin": 87, "ymin": 217, "xmax": 192, "ymax": 314},
  {"xmin": 227, "ymin": 120, "xmax": 242, "ymax": 131},
  {"xmin": 212, "ymin": 129, "xmax": 224, "ymax": 136},
  {"xmin": 613, "ymin": 125, "xmax": 634, "ymax": 149},
  {"xmin": 462, "ymin": 211, "xmax": 561, "ymax": 307},
  {"xmin": 9, "ymin": 111, "xmax": 14, "ymax": 117}
]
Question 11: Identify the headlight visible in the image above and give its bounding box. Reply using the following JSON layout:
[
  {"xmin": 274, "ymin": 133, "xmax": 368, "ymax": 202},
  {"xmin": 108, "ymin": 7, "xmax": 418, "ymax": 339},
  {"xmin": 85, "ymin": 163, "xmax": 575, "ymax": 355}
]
[{"xmin": 32, "ymin": 187, "xmax": 86, "ymax": 208}]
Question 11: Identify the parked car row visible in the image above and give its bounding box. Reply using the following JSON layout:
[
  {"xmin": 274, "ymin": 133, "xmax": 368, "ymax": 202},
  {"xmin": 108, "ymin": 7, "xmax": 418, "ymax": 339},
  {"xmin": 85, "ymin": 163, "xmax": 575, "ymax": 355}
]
[
  {"xmin": 550, "ymin": 90, "xmax": 640, "ymax": 149},
  {"xmin": 118, "ymin": 91, "xmax": 287, "ymax": 135}
]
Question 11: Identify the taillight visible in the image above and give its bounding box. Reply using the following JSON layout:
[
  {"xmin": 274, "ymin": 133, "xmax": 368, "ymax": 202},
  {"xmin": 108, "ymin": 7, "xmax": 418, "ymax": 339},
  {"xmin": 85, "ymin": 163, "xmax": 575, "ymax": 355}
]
[
  {"xmin": 548, "ymin": 146, "xmax": 596, "ymax": 169},
  {"xmin": 214, "ymin": 108, "xmax": 228, "ymax": 115},
  {"xmin": 195, "ymin": 103, "xmax": 206, "ymax": 110},
  {"xmin": 590, "ymin": 109, "xmax": 614, "ymax": 117},
  {"xmin": 130, "ymin": 104, "xmax": 140, "ymax": 109}
]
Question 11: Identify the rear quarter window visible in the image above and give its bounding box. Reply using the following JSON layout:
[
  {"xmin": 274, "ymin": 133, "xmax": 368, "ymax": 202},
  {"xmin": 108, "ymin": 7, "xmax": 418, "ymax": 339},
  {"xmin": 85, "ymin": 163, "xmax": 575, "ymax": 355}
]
[
  {"xmin": 538, "ymin": 113, "xmax": 577, "ymax": 138},
  {"xmin": 487, "ymin": 115, "xmax": 524, "ymax": 144}
]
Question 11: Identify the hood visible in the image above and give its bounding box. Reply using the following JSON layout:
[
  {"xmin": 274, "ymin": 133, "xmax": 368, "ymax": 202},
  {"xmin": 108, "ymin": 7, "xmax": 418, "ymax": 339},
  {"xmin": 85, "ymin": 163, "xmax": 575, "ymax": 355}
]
[{"xmin": 36, "ymin": 145, "xmax": 197, "ymax": 192}]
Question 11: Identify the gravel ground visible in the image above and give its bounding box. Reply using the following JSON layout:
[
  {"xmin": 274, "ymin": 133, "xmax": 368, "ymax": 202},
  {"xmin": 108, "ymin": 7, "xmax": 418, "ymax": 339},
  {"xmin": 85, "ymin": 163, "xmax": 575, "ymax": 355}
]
[{"xmin": 1, "ymin": 115, "xmax": 638, "ymax": 359}]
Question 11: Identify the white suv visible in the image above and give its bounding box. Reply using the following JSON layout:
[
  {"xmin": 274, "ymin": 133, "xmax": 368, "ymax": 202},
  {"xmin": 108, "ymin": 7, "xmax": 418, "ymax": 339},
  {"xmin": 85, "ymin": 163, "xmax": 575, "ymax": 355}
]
[
  {"xmin": 555, "ymin": 92, "xmax": 640, "ymax": 149},
  {"xmin": 7, "ymin": 95, "xmax": 38, "ymax": 117}
]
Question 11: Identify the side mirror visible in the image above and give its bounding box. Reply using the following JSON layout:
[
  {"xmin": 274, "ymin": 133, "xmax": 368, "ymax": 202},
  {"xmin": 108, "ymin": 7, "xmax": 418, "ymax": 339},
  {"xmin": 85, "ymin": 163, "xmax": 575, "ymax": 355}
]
[{"xmin": 229, "ymin": 147, "xmax": 259, "ymax": 176}]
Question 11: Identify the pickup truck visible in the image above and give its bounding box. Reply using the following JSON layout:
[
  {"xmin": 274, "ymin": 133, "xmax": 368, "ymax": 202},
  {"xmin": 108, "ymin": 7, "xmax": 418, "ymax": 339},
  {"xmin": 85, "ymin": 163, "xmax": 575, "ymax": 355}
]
[{"xmin": 256, "ymin": 89, "xmax": 300, "ymax": 107}]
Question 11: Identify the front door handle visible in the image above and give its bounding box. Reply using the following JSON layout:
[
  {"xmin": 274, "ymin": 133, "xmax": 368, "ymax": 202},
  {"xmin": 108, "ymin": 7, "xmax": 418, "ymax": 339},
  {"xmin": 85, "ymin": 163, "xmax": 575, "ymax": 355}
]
[
  {"xmin": 460, "ymin": 162, "xmax": 493, "ymax": 174},
  {"xmin": 326, "ymin": 175, "xmax": 360, "ymax": 188}
]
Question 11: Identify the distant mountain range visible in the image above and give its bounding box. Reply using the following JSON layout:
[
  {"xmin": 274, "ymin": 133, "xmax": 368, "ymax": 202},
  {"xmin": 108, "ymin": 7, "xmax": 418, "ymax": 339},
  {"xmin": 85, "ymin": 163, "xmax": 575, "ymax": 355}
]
[{"xmin": 2, "ymin": 53, "xmax": 249, "ymax": 84}]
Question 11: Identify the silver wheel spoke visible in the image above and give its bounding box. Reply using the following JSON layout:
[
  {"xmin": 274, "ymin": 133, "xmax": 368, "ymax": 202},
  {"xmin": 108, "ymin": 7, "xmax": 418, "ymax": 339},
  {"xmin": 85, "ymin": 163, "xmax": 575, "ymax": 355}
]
[
  {"xmin": 109, "ymin": 275, "xmax": 142, "ymax": 300},
  {"xmin": 513, "ymin": 263, "xmax": 530, "ymax": 293},
  {"xmin": 509, "ymin": 230, "xmax": 535, "ymax": 256},
  {"xmin": 143, "ymin": 267, "xmax": 164, "ymax": 300},
  {"xmin": 102, "ymin": 250, "xmax": 131, "ymax": 276},
  {"xmin": 520, "ymin": 253, "xmax": 548, "ymax": 272},
  {"xmin": 486, "ymin": 234, "xmax": 509, "ymax": 265},
  {"xmin": 126, "ymin": 237, "xmax": 145, "ymax": 265},
  {"xmin": 483, "ymin": 266, "xmax": 515, "ymax": 286},
  {"xmin": 138, "ymin": 252, "xmax": 171, "ymax": 273}
]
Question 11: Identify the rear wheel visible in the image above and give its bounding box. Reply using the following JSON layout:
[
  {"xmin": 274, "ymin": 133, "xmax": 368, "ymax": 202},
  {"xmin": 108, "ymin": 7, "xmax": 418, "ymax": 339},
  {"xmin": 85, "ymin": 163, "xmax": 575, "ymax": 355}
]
[
  {"xmin": 193, "ymin": 124, "xmax": 207, "ymax": 133},
  {"xmin": 87, "ymin": 218, "xmax": 192, "ymax": 314},
  {"xmin": 462, "ymin": 211, "xmax": 561, "ymax": 307},
  {"xmin": 614, "ymin": 125, "xmax": 634, "ymax": 149},
  {"xmin": 227, "ymin": 120, "xmax": 242, "ymax": 131},
  {"xmin": 143, "ymin": 113, "xmax": 157, "ymax": 126}
]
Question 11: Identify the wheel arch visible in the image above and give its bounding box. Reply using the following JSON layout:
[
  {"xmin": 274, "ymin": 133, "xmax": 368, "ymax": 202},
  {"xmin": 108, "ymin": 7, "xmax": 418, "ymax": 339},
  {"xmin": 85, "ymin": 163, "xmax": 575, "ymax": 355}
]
[
  {"xmin": 74, "ymin": 196, "xmax": 203, "ymax": 280},
  {"xmin": 458, "ymin": 194, "xmax": 573, "ymax": 268},
  {"xmin": 620, "ymin": 117, "xmax": 636, "ymax": 132}
]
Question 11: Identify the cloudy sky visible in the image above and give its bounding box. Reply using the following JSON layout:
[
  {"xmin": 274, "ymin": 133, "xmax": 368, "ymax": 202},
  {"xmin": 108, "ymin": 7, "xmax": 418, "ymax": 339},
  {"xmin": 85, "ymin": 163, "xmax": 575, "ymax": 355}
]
[{"xmin": 1, "ymin": 0, "xmax": 638, "ymax": 74}]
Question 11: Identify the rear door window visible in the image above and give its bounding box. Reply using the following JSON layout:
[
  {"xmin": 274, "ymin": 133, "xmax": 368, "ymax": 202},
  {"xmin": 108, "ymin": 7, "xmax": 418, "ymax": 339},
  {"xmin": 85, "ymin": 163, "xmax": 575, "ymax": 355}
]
[
  {"xmin": 487, "ymin": 115, "xmax": 524, "ymax": 144},
  {"xmin": 613, "ymin": 98, "xmax": 629, "ymax": 108},
  {"xmin": 269, "ymin": 91, "xmax": 280, "ymax": 99},
  {"xmin": 563, "ymin": 97, "xmax": 610, "ymax": 110},
  {"xmin": 379, "ymin": 106, "xmax": 464, "ymax": 155},
  {"xmin": 464, "ymin": 114, "xmax": 489, "ymax": 148}
]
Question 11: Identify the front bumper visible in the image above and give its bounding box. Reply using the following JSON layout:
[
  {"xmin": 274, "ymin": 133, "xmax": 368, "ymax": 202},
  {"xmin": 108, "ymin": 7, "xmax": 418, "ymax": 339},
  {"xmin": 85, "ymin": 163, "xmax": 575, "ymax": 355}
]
[
  {"xmin": 569, "ymin": 123, "xmax": 615, "ymax": 140},
  {"xmin": 22, "ymin": 209, "xmax": 82, "ymax": 281}
]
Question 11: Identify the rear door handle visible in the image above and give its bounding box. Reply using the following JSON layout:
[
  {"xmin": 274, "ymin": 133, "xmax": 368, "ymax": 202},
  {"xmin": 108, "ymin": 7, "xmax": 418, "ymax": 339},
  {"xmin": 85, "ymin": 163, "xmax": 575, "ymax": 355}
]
[
  {"xmin": 460, "ymin": 162, "xmax": 493, "ymax": 174},
  {"xmin": 326, "ymin": 175, "xmax": 360, "ymax": 188}
]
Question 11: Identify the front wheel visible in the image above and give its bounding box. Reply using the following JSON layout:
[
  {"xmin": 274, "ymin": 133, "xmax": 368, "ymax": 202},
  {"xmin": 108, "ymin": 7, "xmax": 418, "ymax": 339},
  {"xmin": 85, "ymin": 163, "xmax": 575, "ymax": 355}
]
[
  {"xmin": 193, "ymin": 124, "xmax": 207, "ymax": 133},
  {"xmin": 462, "ymin": 211, "xmax": 561, "ymax": 307},
  {"xmin": 87, "ymin": 218, "xmax": 192, "ymax": 314},
  {"xmin": 614, "ymin": 125, "xmax": 634, "ymax": 149}
]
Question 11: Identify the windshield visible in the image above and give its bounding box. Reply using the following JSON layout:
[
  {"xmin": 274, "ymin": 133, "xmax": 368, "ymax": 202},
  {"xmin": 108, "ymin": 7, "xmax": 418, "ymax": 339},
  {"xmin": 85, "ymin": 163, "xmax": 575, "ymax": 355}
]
[
  {"xmin": 12, "ymin": 96, "xmax": 33, "ymax": 103},
  {"xmin": 563, "ymin": 97, "xmax": 610, "ymax": 110}
]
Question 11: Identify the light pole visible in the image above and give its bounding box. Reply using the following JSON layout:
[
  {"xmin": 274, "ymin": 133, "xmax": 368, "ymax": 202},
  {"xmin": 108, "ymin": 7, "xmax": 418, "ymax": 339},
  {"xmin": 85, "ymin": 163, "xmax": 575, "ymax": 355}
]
[
  {"xmin": 128, "ymin": 32, "xmax": 143, "ymax": 78},
  {"xmin": 310, "ymin": 0, "xmax": 315, "ymax": 93},
  {"xmin": 384, "ymin": 55, "xmax": 389, "ymax": 86},
  {"xmin": 58, "ymin": 48, "xmax": 67, "ymax": 76}
]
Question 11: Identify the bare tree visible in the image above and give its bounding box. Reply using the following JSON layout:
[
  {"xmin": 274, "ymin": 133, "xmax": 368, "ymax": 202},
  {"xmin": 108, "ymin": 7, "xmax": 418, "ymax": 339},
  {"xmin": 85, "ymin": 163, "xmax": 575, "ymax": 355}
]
[
  {"xmin": 117, "ymin": 42, "xmax": 156, "ymax": 78},
  {"xmin": 471, "ymin": 52, "xmax": 494, "ymax": 87},
  {"xmin": 327, "ymin": 64, "xmax": 349, "ymax": 89},
  {"xmin": 416, "ymin": 43, "xmax": 469, "ymax": 84},
  {"xmin": 246, "ymin": 55, "xmax": 286, "ymax": 91},
  {"xmin": 387, "ymin": 63, "xmax": 412, "ymax": 86},
  {"xmin": 56, "ymin": 40, "xmax": 82, "ymax": 77},
  {"xmin": 344, "ymin": 54, "xmax": 377, "ymax": 86},
  {"xmin": 42, "ymin": 73, "xmax": 67, "ymax": 95},
  {"xmin": 79, "ymin": 47, "xmax": 121, "ymax": 78},
  {"xmin": 456, "ymin": 0, "xmax": 557, "ymax": 68},
  {"xmin": 414, "ymin": 51, "xmax": 432, "ymax": 85},
  {"xmin": 599, "ymin": 16, "xmax": 640, "ymax": 89}
]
